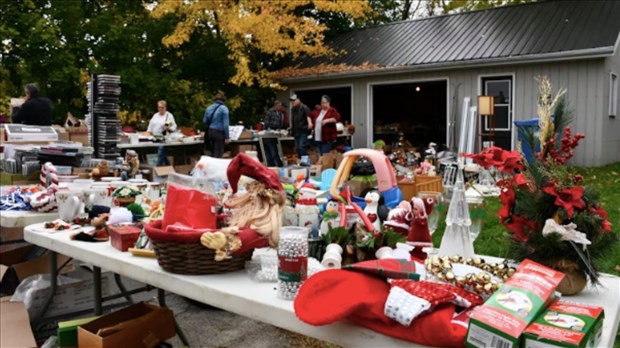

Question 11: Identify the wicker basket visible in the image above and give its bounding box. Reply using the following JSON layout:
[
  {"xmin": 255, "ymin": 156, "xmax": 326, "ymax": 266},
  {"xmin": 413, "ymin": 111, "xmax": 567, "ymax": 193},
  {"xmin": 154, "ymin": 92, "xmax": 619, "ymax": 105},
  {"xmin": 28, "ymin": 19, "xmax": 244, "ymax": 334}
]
[{"xmin": 145, "ymin": 220, "xmax": 251, "ymax": 275}]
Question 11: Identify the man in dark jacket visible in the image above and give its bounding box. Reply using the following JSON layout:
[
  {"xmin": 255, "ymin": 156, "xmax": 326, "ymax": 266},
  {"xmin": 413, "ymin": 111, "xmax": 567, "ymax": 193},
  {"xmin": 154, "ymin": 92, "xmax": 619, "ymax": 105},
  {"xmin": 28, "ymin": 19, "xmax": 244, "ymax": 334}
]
[
  {"xmin": 11, "ymin": 83, "xmax": 52, "ymax": 126},
  {"xmin": 290, "ymin": 94, "xmax": 312, "ymax": 158},
  {"xmin": 263, "ymin": 100, "xmax": 285, "ymax": 167}
]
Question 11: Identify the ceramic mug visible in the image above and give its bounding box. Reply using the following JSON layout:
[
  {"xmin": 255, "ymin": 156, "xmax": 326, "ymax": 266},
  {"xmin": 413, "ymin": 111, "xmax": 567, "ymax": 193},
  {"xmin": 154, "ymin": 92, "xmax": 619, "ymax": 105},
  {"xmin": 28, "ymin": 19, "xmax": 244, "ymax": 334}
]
[
  {"xmin": 55, "ymin": 190, "xmax": 83, "ymax": 221},
  {"xmin": 83, "ymin": 187, "xmax": 112, "ymax": 208}
]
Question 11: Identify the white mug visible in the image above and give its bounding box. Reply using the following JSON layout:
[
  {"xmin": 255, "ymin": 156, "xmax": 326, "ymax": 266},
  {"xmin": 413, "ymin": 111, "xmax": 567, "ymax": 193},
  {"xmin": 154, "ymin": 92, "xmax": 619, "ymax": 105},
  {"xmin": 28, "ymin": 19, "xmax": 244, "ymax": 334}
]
[
  {"xmin": 83, "ymin": 187, "xmax": 112, "ymax": 208},
  {"xmin": 55, "ymin": 190, "xmax": 83, "ymax": 221}
]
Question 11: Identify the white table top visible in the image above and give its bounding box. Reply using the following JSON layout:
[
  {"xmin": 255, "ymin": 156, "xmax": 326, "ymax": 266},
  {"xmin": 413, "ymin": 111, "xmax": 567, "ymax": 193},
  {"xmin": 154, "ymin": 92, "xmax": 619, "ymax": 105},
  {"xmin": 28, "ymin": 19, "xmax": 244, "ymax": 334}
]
[
  {"xmin": 117, "ymin": 138, "xmax": 258, "ymax": 149},
  {"xmin": 1, "ymin": 210, "xmax": 58, "ymax": 228},
  {"xmin": 24, "ymin": 224, "xmax": 620, "ymax": 347}
]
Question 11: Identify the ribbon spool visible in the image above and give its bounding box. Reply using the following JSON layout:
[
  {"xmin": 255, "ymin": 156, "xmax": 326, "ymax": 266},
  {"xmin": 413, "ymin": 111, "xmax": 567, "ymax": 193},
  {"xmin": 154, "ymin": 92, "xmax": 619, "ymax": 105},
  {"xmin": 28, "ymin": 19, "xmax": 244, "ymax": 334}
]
[
  {"xmin": 40, "ymin": 162, "xmax": 59, "ymax": 188},
  {"xmin": 30, "ymin": 188, "xmax": 58, "ymax": 212}
]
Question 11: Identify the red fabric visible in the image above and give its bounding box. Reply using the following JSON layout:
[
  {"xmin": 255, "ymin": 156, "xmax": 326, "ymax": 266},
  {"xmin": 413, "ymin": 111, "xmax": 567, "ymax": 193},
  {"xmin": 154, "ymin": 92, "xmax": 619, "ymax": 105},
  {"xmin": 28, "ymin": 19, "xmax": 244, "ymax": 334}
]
[
  {"xmin": 144, "ymin": 220, "xmax": 268, "ymax": 253},
  {"xmin": 162, "ymin": 183, "xmax": 217, "ymax": 230},
  {"xmin": 344, "ymin": 259, "xmax": 419, "ymax": 280},
  {"xmin": 294, "ymin": 270, "xmax": 466, "ymax": 347},
  {"xmin": 432, "ymin": 282, "xmax": 484, "ymax": 308},
  {"xmin": 407, "ymin": 218, "xmax": 432, "ymax": 260},
  {"xmin": 390, "ymin": 280, "xmax": 455, "ymax": 307},
  {"xmin": 312, "ymin": 107, "xmax": 340, "ymax": 142},
  {"xmin": 226, "ymin": 153, "xmax": 283, "ymax": 193}
]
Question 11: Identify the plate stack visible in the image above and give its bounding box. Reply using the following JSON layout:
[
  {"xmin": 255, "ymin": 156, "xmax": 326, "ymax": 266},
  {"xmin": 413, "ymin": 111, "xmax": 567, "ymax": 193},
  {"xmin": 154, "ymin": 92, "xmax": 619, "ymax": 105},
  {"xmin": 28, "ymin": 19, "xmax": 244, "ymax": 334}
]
[{"xmin": 87, "ymin": 74, "xmax": 121, "ymax": 159}]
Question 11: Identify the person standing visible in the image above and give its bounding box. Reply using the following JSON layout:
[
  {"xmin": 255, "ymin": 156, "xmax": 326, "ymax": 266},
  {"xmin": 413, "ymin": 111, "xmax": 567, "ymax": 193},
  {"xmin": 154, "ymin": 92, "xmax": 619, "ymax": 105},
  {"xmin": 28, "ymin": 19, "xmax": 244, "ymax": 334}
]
[
  {"xmin": 147, "ymin": 100, "xmax": 177, "ymax": 166},
  {"xmin": 312, "ymin": 95, "xmax": 340, "ymax": 155},
  {"xmin": 290, "ymin": 94, "xmax": 312, "ymax": 158},
  {"xmin": 203, "ymin": 91, "xmax": 230, "ymax": 158},
  {"xmin": 147, "ymin": 100, "xmax": 177, "ymax": 136},
  {"xmin": 263, "ymin": 100, "xmax": 285, "ymax": 167},
  {"xmin": 11, "ymin": 83, "xmax": 52, "ymax": 125}
]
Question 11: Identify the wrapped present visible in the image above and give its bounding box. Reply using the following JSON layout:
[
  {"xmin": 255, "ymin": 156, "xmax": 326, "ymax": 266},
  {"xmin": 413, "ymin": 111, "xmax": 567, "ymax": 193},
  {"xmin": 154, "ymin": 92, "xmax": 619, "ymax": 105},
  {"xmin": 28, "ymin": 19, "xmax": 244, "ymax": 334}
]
[{"xmin": 109, "ymin": 224, "xmax": 142, "ymax": 252}]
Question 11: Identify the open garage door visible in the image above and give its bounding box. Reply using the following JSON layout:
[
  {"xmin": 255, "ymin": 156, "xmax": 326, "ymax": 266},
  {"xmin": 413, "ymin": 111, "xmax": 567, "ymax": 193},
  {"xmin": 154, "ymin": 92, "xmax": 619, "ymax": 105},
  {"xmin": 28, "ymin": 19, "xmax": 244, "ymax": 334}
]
[{"xmin": 372, "ymin": 80, "xmax": 447, "ymax": 150}]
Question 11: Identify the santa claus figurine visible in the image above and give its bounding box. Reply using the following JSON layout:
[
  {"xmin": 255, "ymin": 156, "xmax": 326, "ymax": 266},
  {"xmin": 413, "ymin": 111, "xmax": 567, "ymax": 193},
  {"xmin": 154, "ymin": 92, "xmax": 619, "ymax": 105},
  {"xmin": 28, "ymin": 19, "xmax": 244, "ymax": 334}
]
[
  {"xmin": 407, "ymin": 197, "xmax": 433, "ymax": 260},
  {"xmin": 383, "ymin": 200, "xmax": 413, "ymax": 237}
]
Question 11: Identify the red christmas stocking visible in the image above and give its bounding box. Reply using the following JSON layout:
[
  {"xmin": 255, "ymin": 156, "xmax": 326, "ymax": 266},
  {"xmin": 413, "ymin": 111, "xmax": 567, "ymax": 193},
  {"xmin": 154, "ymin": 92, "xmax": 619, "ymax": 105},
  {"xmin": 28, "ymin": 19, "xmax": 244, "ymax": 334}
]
[{"xmin": 385, "ymin": 280, "xmax": 455, "ymax": 326}]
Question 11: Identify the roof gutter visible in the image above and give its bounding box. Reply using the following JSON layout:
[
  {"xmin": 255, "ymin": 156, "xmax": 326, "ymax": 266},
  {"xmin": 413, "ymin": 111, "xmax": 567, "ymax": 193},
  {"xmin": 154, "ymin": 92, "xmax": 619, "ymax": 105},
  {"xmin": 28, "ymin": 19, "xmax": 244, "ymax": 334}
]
[{"xmin": 280, "ymin": 47, "xmax": 615, "ymax": 84}]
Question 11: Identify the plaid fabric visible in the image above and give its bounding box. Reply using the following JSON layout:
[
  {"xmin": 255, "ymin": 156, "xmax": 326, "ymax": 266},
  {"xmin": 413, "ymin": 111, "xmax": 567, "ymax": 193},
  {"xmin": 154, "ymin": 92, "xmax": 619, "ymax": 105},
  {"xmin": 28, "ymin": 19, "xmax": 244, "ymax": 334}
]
[{"xmin": 313, "ymin": 107, "xmax": 340, "ymax": 142}]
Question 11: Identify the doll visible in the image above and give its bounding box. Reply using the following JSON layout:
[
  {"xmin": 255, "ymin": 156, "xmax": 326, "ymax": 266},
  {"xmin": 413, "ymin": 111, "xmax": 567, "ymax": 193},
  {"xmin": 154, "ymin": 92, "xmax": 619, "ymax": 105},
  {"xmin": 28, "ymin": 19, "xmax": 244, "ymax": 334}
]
[{"xmin": 407, "ymin": 197, "xmax": 433, "ymax": 260}]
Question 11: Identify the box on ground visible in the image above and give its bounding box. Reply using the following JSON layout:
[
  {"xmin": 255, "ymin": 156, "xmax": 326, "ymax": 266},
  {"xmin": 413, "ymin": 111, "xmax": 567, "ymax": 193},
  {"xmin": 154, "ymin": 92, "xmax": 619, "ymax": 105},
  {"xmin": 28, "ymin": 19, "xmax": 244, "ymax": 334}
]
[
  {"xmin": 1, "ymin": 244, "xmax": 75, "ymax": 295},
  {"xmin": 78, "ymin": 302, "xmax": 175, "ymax": 348},
  {"xmin": 109, "ymin": 224, "xmax": 142, "ymax": 252},
  {"xmin": 18, "ymin": 271, "xmax": 112, "ymax": 319},
  {"xmin": 523, "ymin": 300, "xmax": 604, "ymax": 348},
  {"xmin": 466, "ymin": 259, "xmax": 565, "ymax": 348},
  {"xmin": 58, "ymin": 316, "xmax": 99, "ymax": 347},
  {"xmin": 0, "ymin": 297, "xmax": 37, "ymax": 348},
  {"xmin": 152, "ymin": 166, "xmax": 175, "ymax": 183}
]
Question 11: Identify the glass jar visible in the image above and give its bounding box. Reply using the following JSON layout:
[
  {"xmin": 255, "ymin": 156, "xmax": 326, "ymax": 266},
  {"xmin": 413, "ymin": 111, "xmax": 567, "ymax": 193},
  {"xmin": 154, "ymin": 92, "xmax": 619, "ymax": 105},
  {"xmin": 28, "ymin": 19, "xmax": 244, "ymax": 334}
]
[{"xmin": 277, "ymin": 227, "xmax": 309, "ymax": 300}]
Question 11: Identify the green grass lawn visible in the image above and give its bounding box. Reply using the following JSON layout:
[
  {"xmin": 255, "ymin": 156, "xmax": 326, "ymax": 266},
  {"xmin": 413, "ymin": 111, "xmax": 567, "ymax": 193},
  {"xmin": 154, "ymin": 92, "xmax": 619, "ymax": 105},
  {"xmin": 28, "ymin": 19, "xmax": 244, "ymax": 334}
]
[{"xmin": 432, "ymin": 161, "xmax": 620, "ymax": 348}]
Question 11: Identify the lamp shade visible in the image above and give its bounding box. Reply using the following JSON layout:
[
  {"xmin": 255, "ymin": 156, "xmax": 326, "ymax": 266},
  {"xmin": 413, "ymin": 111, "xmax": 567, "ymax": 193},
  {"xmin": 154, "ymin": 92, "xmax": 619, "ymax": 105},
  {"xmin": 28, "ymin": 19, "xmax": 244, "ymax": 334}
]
[{"xmin": 478, "ymin": 95, "xmax": 495, "ymax": 116}]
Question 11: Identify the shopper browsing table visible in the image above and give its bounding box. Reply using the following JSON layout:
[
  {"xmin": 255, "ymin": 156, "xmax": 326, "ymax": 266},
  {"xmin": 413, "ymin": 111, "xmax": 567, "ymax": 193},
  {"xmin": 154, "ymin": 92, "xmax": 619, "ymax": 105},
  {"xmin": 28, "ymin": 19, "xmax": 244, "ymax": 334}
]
[
  {"xmin": 11, "ymin": 83, "xmax": 52, "ymax": 126},
  {"xmin": 263, "ymin": 100, "xmax": 286, "ymax": 167},
  {"xmin": 290, "ymin": 94, "xmax": 312, "ymax": 158},
  {"xmin": 312, "ymin": 95, "xmax": 340, "ymax": 155},
  {"xmin": 147, "ymin": 100, "xmax": 177, "ymax": 165},
  {"xmin": 203, "ymin": 91, "xmax": 230, "ymax": 158}
]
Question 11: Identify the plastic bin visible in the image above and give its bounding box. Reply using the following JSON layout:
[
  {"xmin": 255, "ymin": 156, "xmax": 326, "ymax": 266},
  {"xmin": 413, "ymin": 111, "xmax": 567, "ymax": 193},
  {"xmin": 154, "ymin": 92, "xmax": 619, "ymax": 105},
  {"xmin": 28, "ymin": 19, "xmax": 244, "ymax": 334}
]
[{"xmin": 514, "ymin": 118, "xmax": 540, "ymax": 163}]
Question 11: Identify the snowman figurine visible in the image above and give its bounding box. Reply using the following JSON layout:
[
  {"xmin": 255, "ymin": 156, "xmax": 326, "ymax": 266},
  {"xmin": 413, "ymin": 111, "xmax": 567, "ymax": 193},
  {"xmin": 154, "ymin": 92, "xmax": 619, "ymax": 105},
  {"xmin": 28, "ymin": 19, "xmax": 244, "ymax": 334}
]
[
  {"xmin": 320, "ymin": 200, "xmax": 341, "ymax": 236},
  {"xmin": 363, "ymin": 190, "xmax": 382, "ymax": 232}
]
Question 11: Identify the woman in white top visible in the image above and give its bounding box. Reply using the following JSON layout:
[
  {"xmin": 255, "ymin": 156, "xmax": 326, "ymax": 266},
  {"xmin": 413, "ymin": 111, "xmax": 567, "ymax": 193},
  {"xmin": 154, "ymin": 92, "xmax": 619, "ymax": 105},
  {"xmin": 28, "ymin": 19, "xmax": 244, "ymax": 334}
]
[{"xmin": 147, "ymin": 100, "xmax": 177, "ymax": 136}]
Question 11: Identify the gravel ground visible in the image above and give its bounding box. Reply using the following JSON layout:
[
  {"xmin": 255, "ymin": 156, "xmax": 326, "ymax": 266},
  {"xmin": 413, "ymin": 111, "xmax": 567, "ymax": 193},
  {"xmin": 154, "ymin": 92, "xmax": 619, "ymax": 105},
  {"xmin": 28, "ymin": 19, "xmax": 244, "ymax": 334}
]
[{"xmin": 29, "ymin": 265, "xmax": 330, "ymax": 348}]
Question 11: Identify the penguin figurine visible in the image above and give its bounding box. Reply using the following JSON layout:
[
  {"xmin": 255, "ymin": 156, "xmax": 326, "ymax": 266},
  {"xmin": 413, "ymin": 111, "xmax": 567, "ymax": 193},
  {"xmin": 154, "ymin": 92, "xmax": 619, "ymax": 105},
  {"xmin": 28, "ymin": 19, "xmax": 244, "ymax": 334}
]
[
  {"xmin": 320, "ymin": 200, "xmax": 340, "ymax": 236},
  {"xmin": 363, "ymin": 190, "xmax": 382, "ymax": 232}
]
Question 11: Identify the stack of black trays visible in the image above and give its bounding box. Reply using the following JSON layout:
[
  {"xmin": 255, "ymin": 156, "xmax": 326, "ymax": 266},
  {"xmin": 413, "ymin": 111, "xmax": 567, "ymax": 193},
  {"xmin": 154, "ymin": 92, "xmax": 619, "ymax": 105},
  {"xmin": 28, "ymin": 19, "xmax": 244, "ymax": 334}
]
[{"xmin": 87, "ymin": 74, "xmax": 121, "ymax": 159}]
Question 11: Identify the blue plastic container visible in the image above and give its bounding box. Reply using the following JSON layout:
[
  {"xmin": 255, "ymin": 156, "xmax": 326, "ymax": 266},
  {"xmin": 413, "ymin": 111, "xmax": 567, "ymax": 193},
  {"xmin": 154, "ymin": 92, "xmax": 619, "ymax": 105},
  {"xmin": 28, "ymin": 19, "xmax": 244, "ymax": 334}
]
[{"xmin": 514, "ymin": 118, "xmax": 540, "ymax": 163}]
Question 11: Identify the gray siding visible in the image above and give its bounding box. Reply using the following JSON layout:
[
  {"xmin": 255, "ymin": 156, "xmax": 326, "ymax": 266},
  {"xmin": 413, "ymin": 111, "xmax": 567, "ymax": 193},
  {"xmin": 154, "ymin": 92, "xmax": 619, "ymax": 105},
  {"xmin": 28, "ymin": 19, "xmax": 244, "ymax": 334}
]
[{"xmin": 281, "ymin": 58, "xmax": 618, "ymax": 166}]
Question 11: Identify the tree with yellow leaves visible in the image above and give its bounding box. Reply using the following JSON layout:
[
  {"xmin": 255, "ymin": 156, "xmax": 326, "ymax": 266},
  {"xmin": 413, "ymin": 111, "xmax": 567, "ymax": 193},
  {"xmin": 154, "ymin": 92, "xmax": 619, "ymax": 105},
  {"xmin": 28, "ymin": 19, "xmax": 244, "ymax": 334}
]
[{"xmin": 151, "ymin": 0, "xmax": 369, "ymax": 88}]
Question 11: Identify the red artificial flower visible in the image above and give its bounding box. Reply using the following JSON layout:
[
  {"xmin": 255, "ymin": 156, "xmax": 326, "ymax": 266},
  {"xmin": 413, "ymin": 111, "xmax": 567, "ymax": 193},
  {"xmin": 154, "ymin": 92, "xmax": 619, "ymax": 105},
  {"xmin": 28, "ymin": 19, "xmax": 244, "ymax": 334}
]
[
  {"xmin": 542, "ymin": 185, "xmax": 585, "ymax": 218},
  {"xmin": 497, "ymin": 179, "xmax": 515, "ymax": 221},
  {"xmin": 513, "ymin": 173, "xmax": 530, "ymax": 189},
  {"xmin": 591, "ymin": 206, "xmax": 613, "ymax": 233},
  {"xmin": 504, "ymin": 215, "xmax": 537, "ymax": 242},
  {"xmin": 464, "ymin": 147, "xmax": 523, "ymax": 173}
]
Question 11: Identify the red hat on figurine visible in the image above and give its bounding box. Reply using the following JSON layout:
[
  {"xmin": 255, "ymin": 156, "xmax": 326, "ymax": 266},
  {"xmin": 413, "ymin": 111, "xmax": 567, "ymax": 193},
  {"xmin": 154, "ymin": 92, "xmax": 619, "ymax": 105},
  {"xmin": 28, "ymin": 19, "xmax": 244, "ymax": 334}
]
[{"xmin": 227, "ymin": 153, "xmax": 283, "ymax": 193}]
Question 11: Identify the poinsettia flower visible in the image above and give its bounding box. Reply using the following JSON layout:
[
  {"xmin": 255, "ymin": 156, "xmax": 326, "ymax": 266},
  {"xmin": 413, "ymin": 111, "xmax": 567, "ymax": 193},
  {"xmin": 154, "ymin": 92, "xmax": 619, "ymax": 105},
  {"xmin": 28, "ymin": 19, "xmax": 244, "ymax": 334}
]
[
  {"xmin": 542, "ymin": 185, "xmax": 585, "ymax": 218},
  {"xmin": 464, "ymin": 147, "xmax": 523, "ymax": 173},
  {"xmin": 513, "ymin": 173, "xmax": 530, "ymax": 189},
  {"xmin": 505, "ymin": 215, "xmax": 537, "ymax": 242}
]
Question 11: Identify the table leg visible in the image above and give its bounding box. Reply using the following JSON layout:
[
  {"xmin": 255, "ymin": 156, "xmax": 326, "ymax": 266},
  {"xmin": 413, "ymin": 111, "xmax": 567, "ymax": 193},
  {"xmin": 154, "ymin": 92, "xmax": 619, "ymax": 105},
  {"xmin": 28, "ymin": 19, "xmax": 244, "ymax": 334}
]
[
  {"xmin": 158, "ymin": 288, "xmax": 190, "ymax": 347},
  {"xmin": 113, "ymin": 273, "xmax": 135, "ymax": 304},
  {"xmin": 34, "ymin": 251, "xmax": 58, "ymax": 322},
  {"xmin": 93, "ymin": 266, "xmax": 103, "ymax": 315}
]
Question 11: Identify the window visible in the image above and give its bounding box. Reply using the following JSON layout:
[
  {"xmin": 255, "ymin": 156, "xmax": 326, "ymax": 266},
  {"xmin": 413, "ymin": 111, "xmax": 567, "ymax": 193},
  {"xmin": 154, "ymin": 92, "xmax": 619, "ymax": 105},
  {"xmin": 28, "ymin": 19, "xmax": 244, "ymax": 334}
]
[
  {"xmin": 610, "ymin": 72, "xmax": 618, "ymax": 117},
  {"xmin": 482, "ymin": 77, "xmax": 512, "ymax": 131}
]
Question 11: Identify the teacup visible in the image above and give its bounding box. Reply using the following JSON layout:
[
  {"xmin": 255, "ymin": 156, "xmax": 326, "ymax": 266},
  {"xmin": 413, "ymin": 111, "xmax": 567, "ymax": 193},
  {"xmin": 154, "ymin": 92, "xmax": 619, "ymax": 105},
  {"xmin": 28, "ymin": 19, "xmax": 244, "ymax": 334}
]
[{"xmin": 55, "ymin": 190, "xmax": 84, "ymax": 221}]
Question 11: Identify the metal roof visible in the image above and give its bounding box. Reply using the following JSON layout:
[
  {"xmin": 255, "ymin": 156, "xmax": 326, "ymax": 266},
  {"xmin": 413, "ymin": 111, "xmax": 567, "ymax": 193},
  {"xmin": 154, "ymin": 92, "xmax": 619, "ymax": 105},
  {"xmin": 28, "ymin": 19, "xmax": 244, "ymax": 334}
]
[{"xmin": 289, "ymin": 0, "xmax": 620, "ymax": 81}]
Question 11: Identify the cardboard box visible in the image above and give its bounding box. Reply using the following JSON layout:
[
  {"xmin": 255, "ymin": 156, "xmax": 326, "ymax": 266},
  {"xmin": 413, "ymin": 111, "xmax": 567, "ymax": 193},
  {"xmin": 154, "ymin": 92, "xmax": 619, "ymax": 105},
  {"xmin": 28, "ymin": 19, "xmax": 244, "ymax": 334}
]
[
  {"xmin": 0, "ymin": 298, "xmax": 37, "ymax": 348},
  {"xmin": 0, "ymin": 171, "xmax": 41, "ymax": 185},
  {"xmin": 21, "ymin": 272, "xmax": 112, "ymax": 319},
  {"xmin": 78, "ymin": 302, "xmax": 175, "ymax": 348},
  {"xmin": 69, "ymin": 132, "xmax": 89, "ymax": 146},
  {"xmin": 109, "ymin": 225, "xmax": 142, "ymax": 252},
  {"xmin": 466, "ymin": 260, "xmax": 565, "ymax": 348},
  {"xmin": 58, "ymin": 316, "xmax": 100, "ymax": 347},
  {"xmin": 152, "ymin": 166, "xmax": 175, "ymax": 183},
  {"xmin": 1, "ymin": 244, "xmax": 75, "ymax": 295},
  {"xmin": 523, "ymin": 300, "xmax": 604, "ymax": 348}
]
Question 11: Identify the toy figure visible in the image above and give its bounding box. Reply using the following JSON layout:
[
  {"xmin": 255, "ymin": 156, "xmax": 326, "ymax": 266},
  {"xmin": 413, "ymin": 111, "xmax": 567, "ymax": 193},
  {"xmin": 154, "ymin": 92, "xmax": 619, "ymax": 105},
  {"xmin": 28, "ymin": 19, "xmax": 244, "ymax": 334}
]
[
  {"xmin": 320, "ymin": 200, "xmax": 340, "ymax": 236},
  {"xmin": 407, "ymin": 197, "xmax": 433, "ymax": 260},
  {"xmin": 363, "ymin": 190, "xmax": 381, "ymax": 232},
  {"xmin": 120, "ymin": 150, "xmax": 140, "ymax": 180},
  {"xmin": 384, "ymin": 200, "xmax": 413, "ymax": 236},
  {"xmin": 90, "ymin": 160, "xmax": 110, "ymax": 180}
]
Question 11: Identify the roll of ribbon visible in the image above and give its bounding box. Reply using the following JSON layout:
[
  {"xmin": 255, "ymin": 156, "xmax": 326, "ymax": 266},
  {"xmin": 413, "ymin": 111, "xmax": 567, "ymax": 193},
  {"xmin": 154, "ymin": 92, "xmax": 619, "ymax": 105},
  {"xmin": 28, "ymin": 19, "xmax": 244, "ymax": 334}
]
[
  {"xmin": 40, "ymin": 162, "xmax": 59, "ymax": 188},
  {"xmin": 321, "ymin": 250, "xmax": 342, "ymax": 269}
]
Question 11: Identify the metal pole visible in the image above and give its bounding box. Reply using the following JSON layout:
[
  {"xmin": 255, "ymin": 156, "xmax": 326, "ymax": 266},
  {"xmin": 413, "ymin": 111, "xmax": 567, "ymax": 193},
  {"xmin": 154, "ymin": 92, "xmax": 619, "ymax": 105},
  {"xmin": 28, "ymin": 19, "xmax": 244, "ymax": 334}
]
[{"xmin": 157, "ymin": 289, "xmax": 190, "ymax": 347}]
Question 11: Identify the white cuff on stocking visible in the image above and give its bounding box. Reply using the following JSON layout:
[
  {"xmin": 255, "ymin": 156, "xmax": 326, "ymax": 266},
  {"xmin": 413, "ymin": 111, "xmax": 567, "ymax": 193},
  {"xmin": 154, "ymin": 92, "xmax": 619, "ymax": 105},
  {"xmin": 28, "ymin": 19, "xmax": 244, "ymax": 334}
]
[{"xmin": 384, "ymin": 286, "xmax": 431, "ymax": 327}]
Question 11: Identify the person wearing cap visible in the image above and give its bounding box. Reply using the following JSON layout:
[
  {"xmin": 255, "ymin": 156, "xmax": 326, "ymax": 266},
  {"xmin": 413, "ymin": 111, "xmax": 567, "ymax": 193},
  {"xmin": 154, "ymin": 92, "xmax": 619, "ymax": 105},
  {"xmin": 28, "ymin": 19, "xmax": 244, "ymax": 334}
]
[
  {"xmin": 290, "ymin": 94, "xmax": 312, "ymax": 158},
  {"xmin": 262, "ymin": 100, "xmax": 286, "ymax": 167},
  {"xmin": 203, "ymin": 91, "xmax": 230, "ymax": 158},
  {"xmin": 312, "ymin": 95, "xmax": 340, "ymax": 155},
  {"xmin": 11, "ymin": 83, "xmax": 52, "ymax": 125}
]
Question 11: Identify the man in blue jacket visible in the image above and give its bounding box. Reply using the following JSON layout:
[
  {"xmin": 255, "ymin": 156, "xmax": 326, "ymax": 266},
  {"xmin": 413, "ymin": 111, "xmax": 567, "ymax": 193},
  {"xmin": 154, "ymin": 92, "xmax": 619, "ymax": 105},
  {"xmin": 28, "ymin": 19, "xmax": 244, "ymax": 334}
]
[{"xmin": 203, "ymin": 91, "xmax": 230, "ymax": 158}]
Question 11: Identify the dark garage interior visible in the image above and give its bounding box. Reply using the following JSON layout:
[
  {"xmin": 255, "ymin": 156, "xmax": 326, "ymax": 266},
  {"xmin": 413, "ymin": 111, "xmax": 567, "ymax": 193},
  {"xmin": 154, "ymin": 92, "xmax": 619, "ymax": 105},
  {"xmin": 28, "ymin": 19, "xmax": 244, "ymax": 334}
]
[{"xmin": 372, "ymin": 81, "xmax": 447, "ymax": 150}]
